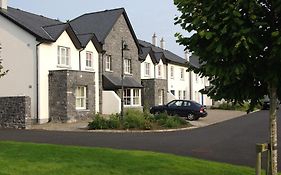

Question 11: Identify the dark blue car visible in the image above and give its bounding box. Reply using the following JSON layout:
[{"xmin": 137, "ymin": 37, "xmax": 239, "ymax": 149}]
[{"xmin": 150, "ymin": 100, "xmax": 207, "ymax": 121}]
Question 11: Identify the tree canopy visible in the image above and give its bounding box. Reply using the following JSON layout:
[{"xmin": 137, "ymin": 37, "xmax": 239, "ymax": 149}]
[{"xmin": 174, "ymin": 0, "xmax": 281, "ymax": 107}]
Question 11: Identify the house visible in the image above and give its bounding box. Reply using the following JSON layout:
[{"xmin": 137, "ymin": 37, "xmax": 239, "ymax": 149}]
[
  {"xmin": 70, "ymin": 8, "xmax": 143, "ymax": 114},
  {"xmin": 139, "ymin": 34, "xmax": 212, "ymax": 108},
  {"xmin": 139, "ymin": 34, "xmax": 190, "ymax": 108},
  {"xmin": 0, "ymin": 0, "xmax": 143, "ymax": 124}
]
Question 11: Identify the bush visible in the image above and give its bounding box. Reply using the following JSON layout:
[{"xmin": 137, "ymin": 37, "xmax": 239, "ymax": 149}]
[
  {"xmin": 88, "ymin": 114, "xmax": 109, "ymax": 130},
  {"xmin": 88, "ymin": 109, "xmax": 189, "ymax": 130}
]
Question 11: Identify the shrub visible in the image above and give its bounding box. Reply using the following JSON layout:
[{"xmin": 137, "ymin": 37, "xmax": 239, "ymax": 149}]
[
  {"xmin": 88, "ymin": 114, "xmax": 109, "ymax": 130},
  {"xmin": 123, "ymin": 109, "xmax": 146, "ymax": 129},
  {"xmin": 107, "ymin": 115, "xmax": 121, "ymax": 129}
]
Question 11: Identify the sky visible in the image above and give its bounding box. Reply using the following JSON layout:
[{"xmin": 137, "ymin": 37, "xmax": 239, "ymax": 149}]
[{"xmin": 8, "ymin": 0, "xmax": 188, "ymax": 58}]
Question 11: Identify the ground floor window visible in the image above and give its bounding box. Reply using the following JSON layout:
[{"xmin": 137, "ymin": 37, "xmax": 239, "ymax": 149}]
[
  {"xmin": 75, "ymin": 86, "xmax": 87, "ymax": 110},
  {"xmin": 123, "ymin": 88, "xmax": 141, "ymax": 106},
  {"xmin": 158, "ymin": 89, "xmax": 164, "ymax": 105}
]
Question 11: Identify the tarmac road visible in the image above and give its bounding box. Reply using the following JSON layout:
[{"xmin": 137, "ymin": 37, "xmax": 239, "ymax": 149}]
[{"xmin": 0, "ymin": 110, "xmax": 279, "ymax": 170}]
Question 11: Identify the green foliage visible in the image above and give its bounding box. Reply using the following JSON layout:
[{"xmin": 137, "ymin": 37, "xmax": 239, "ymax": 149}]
[
  {"xmin": 174, "ymin": 0, "xmax": 281, "ymax": 107},
  {"xmin": 88, "ymin": 110, "xmax": 188, "ymax": 130},
  {"xmin": 211, "ymin": 102, "xmax": 262, "ymax": 112}
]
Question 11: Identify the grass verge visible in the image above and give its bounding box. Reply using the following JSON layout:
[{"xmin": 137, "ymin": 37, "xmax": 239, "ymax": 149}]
[{"xmin": 0, "ymin": 141, "xmax": 260, "ymax": 175}]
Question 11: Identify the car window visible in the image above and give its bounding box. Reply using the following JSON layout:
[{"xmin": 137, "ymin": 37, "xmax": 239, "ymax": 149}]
[
  {"xmin": 183, "ymin": 101, "xmax": 191, "ymax": 107},
  {"xmin": 168, "ymin": 101, "xmax": 183, "ymax": 107}
]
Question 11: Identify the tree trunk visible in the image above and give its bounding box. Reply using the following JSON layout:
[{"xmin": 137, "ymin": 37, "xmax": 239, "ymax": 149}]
[{"xmin": 268, "ymin": 84, "xmax": 278, "ymax": 175}]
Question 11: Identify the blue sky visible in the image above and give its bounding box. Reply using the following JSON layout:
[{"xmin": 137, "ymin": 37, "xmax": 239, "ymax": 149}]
[{"xmin": 8, "ymin": 0, "xmax": 187, "ymax": 57}]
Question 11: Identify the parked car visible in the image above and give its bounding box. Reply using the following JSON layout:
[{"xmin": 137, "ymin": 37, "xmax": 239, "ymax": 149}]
[
  {"xmin": 150, "ymin": 100, "xmax": 207, "ymax": 120},
  {"xmin": 262, "ymin": 100, "xmax": 280, "ymax": 110}
]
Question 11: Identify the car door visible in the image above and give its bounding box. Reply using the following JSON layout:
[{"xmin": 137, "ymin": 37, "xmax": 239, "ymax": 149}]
[
  {"xmin": 181, "ymin": 101, "xmax": 192, "ymax": 117},
  {"xmin": 167, "ymin": 100, "xmax": 183, "ymax": 116}
]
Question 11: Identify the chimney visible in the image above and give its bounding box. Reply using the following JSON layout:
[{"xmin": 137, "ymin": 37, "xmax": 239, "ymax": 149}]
[
  {"xmin": 185, "ymin": 50, "xmax": 190, "ymax": 62},
  {"xmin": 160, "ymin": 38, "xmax": 165, "ymax": 50},
  {"xmin": 152, "ymin": 33, "xmax": 157, "ymax": 46},
  {"xmin": 0, "ymin": 0, "xmax": 7, "ymax": 10}
]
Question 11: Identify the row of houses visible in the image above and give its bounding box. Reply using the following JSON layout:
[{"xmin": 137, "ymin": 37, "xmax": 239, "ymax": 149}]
[{"xmin": 0, "ymin": 0, "xmax": 212, "ymax": 124}]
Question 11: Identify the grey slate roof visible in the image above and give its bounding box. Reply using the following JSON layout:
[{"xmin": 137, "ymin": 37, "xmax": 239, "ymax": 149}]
[
  {"xmin": 103, "ymin": 73, "xmax": 143, "ymax": 90},
  {"xmin": 70, "ymin": 8, "xmax": 124, "ymax": 43},
  {"xmin": 70, "ymin": 8, "xmax": 141, "ymax": 53},
  {"xmin": 0, "ymin": 7, "xmax": 63, "ymax": 41},
  {"xmin": 189, "ymin": 55, "xmax": 201, "ymax": 68},
  {"xmin": 138, "ymin": 39, "xmax": 187, "ymax": 66}
]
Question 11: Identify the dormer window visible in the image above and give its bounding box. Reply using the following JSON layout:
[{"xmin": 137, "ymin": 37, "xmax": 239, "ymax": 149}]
[
  {"xmin": 86, "ymin": 51, "xmax": 93, "ymax": 68},
  {"xmin": 105, "ymin": 55, "xmax": 112, "ymax": 71},
  {"xmin": 158, "ymin": 65, "xmax": 162, "ymax": 77},
  {"xmin": 57, "ymin": 46, "xmax": 70, "ymax": 67},
  {"xmin": 124, "ymin": 58, "xmax": 132, "ymax": 74}
]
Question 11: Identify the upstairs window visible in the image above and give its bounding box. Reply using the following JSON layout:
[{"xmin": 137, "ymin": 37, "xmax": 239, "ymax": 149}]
[
  {"xmin": 180, "ymin": 68, "xmax": 185, "ymax": 80},
  {"xmin": 105, "ymin": 55, "xmax": 112, "ymax": 71},
  {"xmin": 158, "ymin": 65, "xmax": 162, "ymax": 77},
  {"xmin": 58, "ymin": 46, "xmax": 70, "ymax": 67},
  {"xmin": 86, "ymin": 51, "xmax": 93, "ymax": 68},
  {"xmin": 170, "ymin": 66, "xmax": 174, "ymax": 79},
  {"xmin": 145, "ymin": 63, "xmax": 150, "ymax": 76},
  {"xmin": 124, "ymin": 58, "xmax": 132, "ymax": 74}
]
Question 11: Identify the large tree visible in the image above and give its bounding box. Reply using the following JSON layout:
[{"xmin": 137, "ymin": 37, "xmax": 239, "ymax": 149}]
[{"xmin": 174, "ymin": 0, "xmax": 281, "ymax": 174}]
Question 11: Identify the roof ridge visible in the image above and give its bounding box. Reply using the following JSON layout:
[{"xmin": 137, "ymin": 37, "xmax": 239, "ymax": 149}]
[
  {"xmin": 8, "ymin": 6, "xmax": 61, "ymax": 23},
  {"xmin": 71, "ymin": 7, "xmax": 124, "ymax": 22}
]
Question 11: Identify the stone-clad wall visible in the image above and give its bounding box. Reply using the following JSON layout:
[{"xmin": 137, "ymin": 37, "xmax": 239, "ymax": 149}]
[
  {"xmin": 142, "ymin": 79, "xmax": 168, "ymax": 110},
  {"xmin": 0, "ymin": 96, "xmax": 31, "ymax": 129},
  {"xmin": 49, "ymin": 70, "xmax": 95, "ymax": 122}
]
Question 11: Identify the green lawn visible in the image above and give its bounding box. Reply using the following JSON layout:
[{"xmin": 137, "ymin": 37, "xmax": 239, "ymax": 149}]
[{"xmin": 0, "ymin": 141, "xmax": 257, "ymax": 175}]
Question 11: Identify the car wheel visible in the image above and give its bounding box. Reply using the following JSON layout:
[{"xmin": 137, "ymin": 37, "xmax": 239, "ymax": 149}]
[{"xmin": 187, "ymin": 113, "xmax": 195, "ymax": 121}]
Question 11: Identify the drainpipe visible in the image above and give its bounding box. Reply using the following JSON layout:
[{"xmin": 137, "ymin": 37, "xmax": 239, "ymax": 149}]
[
  {"xmin": 79, "ymin": 48, "xmax": 85, "ymax": 71},
  {"xmin": 36, "ymin": 42, "xmax": 43, "ymax": 124}
]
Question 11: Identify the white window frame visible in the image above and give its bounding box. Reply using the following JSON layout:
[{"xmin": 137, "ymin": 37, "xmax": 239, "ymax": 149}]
[
  {"xmin": 158, "ymin": 65, "xmax": 162, "ymax": 77},
  {"xmin": 75, "ymin": 86, "xmax": 87, "ymax": 110},
  {"xmin": 57, "ymin": 46, "xmax": 70, "ymax": 67},
  {"xmin": 178, "ymin": 90, "xmax": 182, "ymax": 99},
  {"xmin": 158, "ymin": 89, "xmax": 164, "ymax": 105},
  {"xmin": 123, "ymin": 89, "xmax": 141, "ymax": 106},
  {"xmin": 86, "ymin": 51, "xmax": 93, "ymax": 68},
  {"xmin": 180, "ymin": 68, "xmax": 184, "ymax": 80},
  {"xmin": 105, "ymin": 55, "xmax": 112, "ymax": 71},
  {"xmin": 170, "ymin": 66, "xmax": 174, "ymax": 79},
  {"xmin": 145, "ymin": 63, "xmax": 150, "ymax": 76},
  {"xmin": 124, "ymin": 58, "xmax": 132, "ymax": 74}
]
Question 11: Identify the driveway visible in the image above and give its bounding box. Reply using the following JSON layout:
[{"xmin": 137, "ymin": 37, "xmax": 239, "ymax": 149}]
[{"xmin": 31, "ymin": 109, "xmax": 245, "ymax": 131}]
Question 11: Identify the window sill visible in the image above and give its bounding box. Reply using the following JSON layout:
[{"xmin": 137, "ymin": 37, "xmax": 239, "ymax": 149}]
[
  {"xmin": 105, "ymin": 70, "xmax": 113, "ymax": 73},
  {"xmin": 76, "ymin": 108, "xmax": 90, "ymax": 112},
  {"xmin": 85, "ymin": 67, "xmax": 95, "ymax": 72},
  {"xmin": 124, "ymin": 73, "xmax": 133, "ymax": 76},
  {"xmin": 57, "ymin": 65, "xmax": 71, "ymax": 69}
]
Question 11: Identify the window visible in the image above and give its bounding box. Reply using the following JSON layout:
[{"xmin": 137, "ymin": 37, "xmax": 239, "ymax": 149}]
[
  {"xmin": 170, "ymin": 66, "xmax": 174, "ymax": 79},
  {"xmin": 158, "ymin": 89, "xmax": 164, "ymax": 105},
  {"xmin": 123, "ymin": 89, "xmax": 141, "ymax": 106},
  {"xmin": 86, "ymin": 51, "xmax": 93, "ymax": 68},
  {"xmin": 170, "ymin": 90, "xmax": 175, "ymax": 95},
  {"xmin": 75, "ymin": 86, "xmax": 87, "ymax": 110},
  {"xmin": 145, "ymin": 63, "xmax": 150, "ymax": 76},
  {"xmin": 178, "ymin": 90, "xmax": 182, "ymax": 99},
  {"xmin": 58, "ymin": 46, "xmax": 70, "ymax": 67},
  {"xmin": 158, "ymin": 65, "xmax": 162, "ymax": 77},
  {"xmin": 133, "ymin": 89, "xmax": 140, "ymax": 105},
  {"xmin": 105, "ymin": 55, "xmax": 112, "ymax": 71},
  {"xmin": 183, "ymin": 90, "xmax": 186, "ymax": 99},
  {"xmin": 180, "ymin": 68, "xmax": 184, "ymax": 80},
  {"xmin": 124, "ymin": 58, "xmax": 132, "ymax": 74},
  {"xmin": 168, "ymin": 100, "xmax": 183, "ymax": 107},
  {"xmin": 195, "ymin": 74, "xmax": 199, "ymax": 83}
]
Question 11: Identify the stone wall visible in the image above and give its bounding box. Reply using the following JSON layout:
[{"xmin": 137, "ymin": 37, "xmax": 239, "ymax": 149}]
[
  {"xmin": 142, "ymin": 79, "xmax": 168, "ymax": 110},
  {"xmin": 0, "ymin": 96, "xmax": 31, "ymax": 129},
  {"xmin": 49, "ymin": 70, "xmax": 96, "ymax": 122}
]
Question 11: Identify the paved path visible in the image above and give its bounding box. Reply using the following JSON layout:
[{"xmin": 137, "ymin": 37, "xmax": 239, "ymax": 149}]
[
  {"xmin": 0, "ymin": 110, "xmax": 279, "ymax": 170},
  {"xmin": 31, "ymin": 109, "xmax": 245, "ymax": 131}
]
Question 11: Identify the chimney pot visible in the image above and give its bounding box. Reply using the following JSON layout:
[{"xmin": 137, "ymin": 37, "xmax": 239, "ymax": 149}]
[
  {"xmin": 0, "ymin": 0, "xmax": 7, "ymax": 10},
  {"xmin": 152, "ymin": 33, "xmax": 157, "ymax": 46},
  {"xmin": 160, "ymin": 38, "xmax": 165, "ymax": 49}
]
